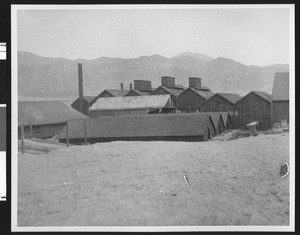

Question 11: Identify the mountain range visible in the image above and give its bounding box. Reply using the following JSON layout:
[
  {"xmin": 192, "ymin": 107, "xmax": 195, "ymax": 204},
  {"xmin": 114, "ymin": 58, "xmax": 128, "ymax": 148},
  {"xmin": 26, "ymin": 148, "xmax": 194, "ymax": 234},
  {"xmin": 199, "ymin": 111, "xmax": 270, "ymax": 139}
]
[{"xmin": 18, "ymin": 51, "xmax": 289, "ymax": 100}]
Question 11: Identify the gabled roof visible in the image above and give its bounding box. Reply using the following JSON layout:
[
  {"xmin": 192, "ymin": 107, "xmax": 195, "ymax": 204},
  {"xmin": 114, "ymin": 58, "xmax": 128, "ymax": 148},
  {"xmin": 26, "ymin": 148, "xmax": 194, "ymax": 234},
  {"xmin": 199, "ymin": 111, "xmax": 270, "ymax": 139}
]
[
  {"xmin": 90, "ymin": 94, "xmax": 174, "ymax": 110},
  {"xmin": 153, "ymin": 86, "xmax": 185, "ymax": 97},
  {"xmin": 271, "ymin": 72, "xmax": 289, "ymax": 101},
  {"xmin": 18, "ymin": 101, "xmax": 89, "ymax": 126},
  {"xmin": 57, "ymin": 113, "xmax": 215, "ymax": 139},
  {"xmin": 198, "ymin": 112, "xmax": 224, "ymax": 129},
  {"xmin": 125, "ymin": 89, "xmax": 152, "ymax": 96},
  {"xmin": 216, "ymin": 93, "xmax": 242, "ymax": 104},
  {"xmin": 71, "ymin": 96, "xmax": 97, "ymax": 106},
  {"xmin": 101, "ymin": 89, "xmax": 129, "ymax": 97},
  {"xmin": 236, "ymin": 91, "xmax": 272, "ymax": 104},
  {"xmin": 183, "ymin": 87, "xmax": 215, "ymax": 99}
]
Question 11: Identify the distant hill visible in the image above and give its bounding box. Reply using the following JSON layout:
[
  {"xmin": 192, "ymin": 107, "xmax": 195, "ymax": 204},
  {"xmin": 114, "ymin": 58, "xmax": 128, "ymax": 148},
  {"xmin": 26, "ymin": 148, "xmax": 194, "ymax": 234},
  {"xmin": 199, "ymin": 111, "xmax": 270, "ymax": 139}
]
[{"xmin": 18, "ymin": 51, "xmax": 289, "ymax": 100}]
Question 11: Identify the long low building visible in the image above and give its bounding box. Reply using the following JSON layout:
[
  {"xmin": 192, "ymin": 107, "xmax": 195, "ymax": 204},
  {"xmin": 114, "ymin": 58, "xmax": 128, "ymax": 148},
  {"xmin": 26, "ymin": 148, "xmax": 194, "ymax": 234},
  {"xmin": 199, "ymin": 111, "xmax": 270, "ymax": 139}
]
[
  {"xmin": 89, "ymin": 94, "xmax": 176, "ymax": 117},
  {"xmin": 56, "ymin": 113, "xmax": 216, "ymax": 144},
  {"xmin": 18, "ymin": 101, "xmax": 89, "ymax": 139}
]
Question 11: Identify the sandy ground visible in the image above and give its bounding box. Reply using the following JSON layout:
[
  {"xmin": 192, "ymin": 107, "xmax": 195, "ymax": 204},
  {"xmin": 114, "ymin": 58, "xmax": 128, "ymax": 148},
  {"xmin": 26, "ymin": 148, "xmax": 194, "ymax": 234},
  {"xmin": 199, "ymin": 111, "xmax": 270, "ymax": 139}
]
[{"xmin": 18, "ymin": 133, "xmax": 289, "ymax": 226}]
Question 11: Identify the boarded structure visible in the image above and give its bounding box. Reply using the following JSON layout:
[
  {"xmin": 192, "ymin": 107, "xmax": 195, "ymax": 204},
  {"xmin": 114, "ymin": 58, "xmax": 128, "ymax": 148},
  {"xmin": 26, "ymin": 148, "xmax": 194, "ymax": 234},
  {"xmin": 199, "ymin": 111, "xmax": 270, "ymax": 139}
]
[
  {"xmin": 271, "ymin": 72, "xmax": 289, "ymax": 125},
  {"xmin": 178, "ymin": 77, "xmax": 214, "ymax": 113},
  {"xmin": 234, "ymin": 91, "xmax": 272, "ymax": 130},
  {"xmin": 57, "ymin": 113, "xmax": 216, "ymax": 144},
  {"xmin": 197, "ymin": 112, "xmax": 225, "ymax": 135},
  {"xmin": 89, "ymin": 94, "xmax": 176, "ymax": 117},
  {"xmin": 18, "ymin": 101, "xmax": 89, "ymax": 139},
  {"xmin": 220, "ymin": 112, "xmax": 233, "ymax": 130},
  {"xmin": 71, "ymin": 96, "xmax": 96, "ymax": 116},
  {"xmin": 152, "ymin": 76, "xmax": 185, "ymax": 108},
  {"xmin": 199, "ymin": 93, "xmax": 241, "ymax": 113}
]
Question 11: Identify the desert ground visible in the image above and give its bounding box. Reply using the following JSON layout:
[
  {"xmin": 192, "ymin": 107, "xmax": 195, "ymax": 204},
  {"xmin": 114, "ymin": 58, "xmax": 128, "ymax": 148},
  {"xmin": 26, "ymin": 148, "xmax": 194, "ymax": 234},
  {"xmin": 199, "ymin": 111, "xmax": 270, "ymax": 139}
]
[{"xmin": 18, "ymin": 132, "xmax": 289, "ymax": 226}]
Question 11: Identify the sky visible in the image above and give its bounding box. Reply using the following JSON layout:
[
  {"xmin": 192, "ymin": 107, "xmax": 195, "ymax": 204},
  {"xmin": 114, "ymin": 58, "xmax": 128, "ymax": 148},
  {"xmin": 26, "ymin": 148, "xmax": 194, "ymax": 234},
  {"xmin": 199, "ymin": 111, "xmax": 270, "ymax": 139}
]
[{"xmin": 17, "ymin": 6, "xmax": 291, "ymax": 66}]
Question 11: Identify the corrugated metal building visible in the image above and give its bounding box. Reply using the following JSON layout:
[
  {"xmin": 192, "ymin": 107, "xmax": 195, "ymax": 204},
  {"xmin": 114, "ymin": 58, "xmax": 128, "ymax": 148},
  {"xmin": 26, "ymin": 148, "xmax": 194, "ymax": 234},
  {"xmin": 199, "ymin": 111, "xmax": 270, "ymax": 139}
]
[
  {"xmin": 199, "ymin": 93, "xmax": 241, "ymax": 113},
  {"xmin": 271, "ymin": 72, "xmax": 289, "ymax": 125},
  {"xmin": 178, "ymin": 77, "xmax": 214, "ymax": 113},
  {"xmin": 18, "ymin": 101, "xmax": 89, "ymax": 139},
  {"xmin": 89, "ymin": 94, "xmax": 176, "ymax": 117},
  {"xmin": 234, "ymin": 91, "xmax": 272, "ymax": 130},
  {"xmin": 152, "ymin": 76, "xmax": 185, "ymax": 108},
  {"xmin": 71, "ymin": 96, "xmax": 96, "ymax": 116},
  {"xmin": 56, "ymin": 113, "xmax": 216, "ymax": 144}
]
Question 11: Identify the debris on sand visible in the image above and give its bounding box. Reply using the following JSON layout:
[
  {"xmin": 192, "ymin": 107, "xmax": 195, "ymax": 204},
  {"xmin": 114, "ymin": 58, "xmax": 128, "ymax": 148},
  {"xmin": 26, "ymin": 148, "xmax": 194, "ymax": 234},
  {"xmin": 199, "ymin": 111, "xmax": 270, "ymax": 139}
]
[
  {"xmin": 183, "ymin": 175, "xmax": 190, "ymax": 187},
  {"xmin": 280, "ymin": 162, "xmax": 289, "ymax": 178}
]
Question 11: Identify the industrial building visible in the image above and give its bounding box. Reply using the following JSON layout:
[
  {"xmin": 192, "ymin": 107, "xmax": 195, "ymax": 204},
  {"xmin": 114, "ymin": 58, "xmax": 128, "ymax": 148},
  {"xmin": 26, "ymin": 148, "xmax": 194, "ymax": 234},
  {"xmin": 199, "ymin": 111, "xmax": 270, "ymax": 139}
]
[
  {"xmin": 271, "ymin": 72, "xmax": 289, "ymax": 126},
  {"xmin": 71, "ymin": 96, "xmax": 96, "ymax": 116},
  {"xmin": 178, "ymin": 77, "xmax": 214, "ymax": 113},
  {"xmin": 56, "ymin": 113, "xmax": 216, "ymax": 144},
  {"xmin": 199, "ymin": 93, "xmax": 241, "ymax": 113},
  {"xmin": 89, "ymin": 94, "xmax": 176, "ymax": 117},
  {"xmin": 18, "ymin": 101, "xmax": 89, "ymax": 139},
  {"xmin": 234, "ymin": 91, "xmax": 272, "ymax": 130},
  {"xmin": 197, "ymin": 112, "xmax": 225, "ymax": 135},
  {"xmin": 125, "ymin": 80, "xmax": 153, "ymax": 96}
]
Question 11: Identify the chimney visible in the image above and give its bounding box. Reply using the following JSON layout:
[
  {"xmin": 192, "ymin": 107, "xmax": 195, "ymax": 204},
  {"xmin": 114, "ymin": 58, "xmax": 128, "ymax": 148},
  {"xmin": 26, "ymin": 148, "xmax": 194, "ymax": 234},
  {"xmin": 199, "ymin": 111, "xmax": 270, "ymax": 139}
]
[
  {"xmin": 129, "ymin": 83, "xmax": 133, "ymax": 90},
  {"xmin": 161, "ymin": 76, "xmax": 175, "ymax": 88},
  {"xmin": 134, "ymin": 80, "xmax": 152, "ymax": 92},
  {"xmin": 120, "ymin": 83, "xmax": 124, "ymax": 90},
  {"xmin": 78, "ymin": 63, "xmax": 84, "ymax": 114},
  {"xmin": 189, "ymin": 77, "xmax": 202, "ymax": 90}
]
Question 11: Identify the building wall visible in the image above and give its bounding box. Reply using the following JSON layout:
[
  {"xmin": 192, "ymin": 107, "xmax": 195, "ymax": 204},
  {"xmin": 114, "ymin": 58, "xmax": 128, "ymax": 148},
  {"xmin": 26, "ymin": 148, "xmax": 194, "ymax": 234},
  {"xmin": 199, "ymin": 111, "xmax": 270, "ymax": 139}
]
[
  {"xmin": 71, "ymin": 100, "xmax": 90, "ymax": 116},
  {"xmin": 235, "ymin": 93, "xmax": 271, "ymax": 130},
  {"xmin": 152, "ymin": 87, "xmax": 179, "ymax": 107},
  {"xmin": 18, "ymin": 123, "xmax": 66, "ymax": 139},
  {"xmin": 178, "ymin": 89, "xmax": 206, "ymax": 112},
  {"xmin": 90, "ymin": 109, "xmax": 148, "ymax": 117},
  {"xmin": 272, "ymin": 101, "xmax": 289, "ymax": 124},
  {"xmin": 200, "ymin": 95, "xmax": 235, "ymax": 113}
]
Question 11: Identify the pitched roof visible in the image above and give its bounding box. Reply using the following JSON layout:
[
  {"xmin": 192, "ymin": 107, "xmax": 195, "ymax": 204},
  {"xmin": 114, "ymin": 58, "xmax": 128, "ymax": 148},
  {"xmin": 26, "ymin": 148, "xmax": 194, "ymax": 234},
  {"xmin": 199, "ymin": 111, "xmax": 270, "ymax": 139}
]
[
  {"xmin": 18, "ymin": 101, "xmax": 89, "ymax": 126},
  {"xmin": 125, "ymin": 89, "xmax": 152, "ymax": 96},
  {"xmin": 71, "ymin": 96, "xmax": 97, "ymax": 106},
  {"xmin": 271, "ymin": 72, "xmax": 289, "ymax": 101},
  {"xmin": 217, "ymin": 93, "xmax": 242, "ymax": 104},
  {"xmin": 187, "ymin": 87, "xmax": 215, "ymax": 99},
  {"xmin": 198, "ymin": 112, "xmax": 224, "ymax": 128},
  {"xmin": 252, "ymin": 91, "xmax": 272, "ymax": 102},
  {"xmin": 102, "ymin": 89, "xmax": 129, "ymax": 97},
  {"xmin": 154, "ymin": 86, "xmax": 185, "ymax": 97},
  {"xmin": 90, "ymin": 94, "xmax": 174, "ymax": 110},
  {"xmin": 57, "ymin": 113, "xmax": 215, "ymax": 139}
]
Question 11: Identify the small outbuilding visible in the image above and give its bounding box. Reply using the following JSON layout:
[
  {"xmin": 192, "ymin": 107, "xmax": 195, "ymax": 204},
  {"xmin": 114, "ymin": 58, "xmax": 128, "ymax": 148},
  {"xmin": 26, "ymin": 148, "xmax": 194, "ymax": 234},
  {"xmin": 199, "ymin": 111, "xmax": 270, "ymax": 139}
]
[
  {"xmin": 89, "ymin": 94, "xmax": 176, "ymax": 117},
  {"xmin": 271, "ymin": 72, "xmax": 289, "ymax": 126},
  {"xmin": 178, "ymin": 77, "xmax": 214, "ymax": 113},
  {"xmin": 56, "ymin": 113, "xmax": 216, "ymax": 144},
  {"xmin": 18, "ymin": 101, "xmax": 89, "ymax": 139},
  {"xmin": 234, "ymin": 91, "xmax": 272, "ymax": 130},
  {"xmin": 199, "ymin": 93, "xmax": 241, "ymax": 114}
]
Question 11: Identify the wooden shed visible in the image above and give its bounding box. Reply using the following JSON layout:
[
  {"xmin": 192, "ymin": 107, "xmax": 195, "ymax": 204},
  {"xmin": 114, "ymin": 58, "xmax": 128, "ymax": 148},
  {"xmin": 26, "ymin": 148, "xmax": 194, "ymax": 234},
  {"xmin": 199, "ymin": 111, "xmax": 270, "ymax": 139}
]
[
  {"xmin": 18, "ymin": 101, "xmax": 89, "ymax": 139},
  {"xmin": 178, "ymin": 77, "xmax": 214, "ymax": 113},
  {"xmin": 89, "ymin": 94, "xmax": 176, "ymax": 117},
  {"xmin": 71, "ymin": 96, "xmax": 96, "ymax": 116},
  {"xmin": 234, "ymin": 91, "xmax": 272, "ymax": 130},
  {"xmin": 271, "ymin": 72, "xmax": 289, "ymax": 126},
  {"xmin": 56, "ymin": 113, "xmax": 216, "ymax": 144},
  {"xmin": 199, "ymin": 93, "xmax": 241, "ymax": 113}
]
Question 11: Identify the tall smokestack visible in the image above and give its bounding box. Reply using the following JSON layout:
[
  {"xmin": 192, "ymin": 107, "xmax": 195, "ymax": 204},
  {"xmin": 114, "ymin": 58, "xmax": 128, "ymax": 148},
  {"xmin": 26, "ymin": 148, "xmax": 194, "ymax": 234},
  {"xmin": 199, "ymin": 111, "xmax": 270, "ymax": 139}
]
[
  {"xmin": 120, "ymin": 83, "xmax": 124, "ymax": 90},
  {"xmin": 78, "ymin": 63, "xmax": 84, "ymax": 114}
]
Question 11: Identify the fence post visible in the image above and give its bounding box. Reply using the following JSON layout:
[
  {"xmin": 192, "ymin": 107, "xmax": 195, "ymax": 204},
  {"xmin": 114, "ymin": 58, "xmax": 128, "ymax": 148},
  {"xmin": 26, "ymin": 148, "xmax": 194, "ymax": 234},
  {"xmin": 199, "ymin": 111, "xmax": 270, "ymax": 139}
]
[
  {"xmin": 84, "ymin": 119, "xmax": 87, "ymax": 145},
  {"xmin": 29, "ymin": 122, "xmax": 33, "ymax": 139},
  {"xmin": 66, "ymin": 120, "xmax": 69, "ymax": 147},
  {"xmin": 21, "ymin": 126, "xmax": 24, "ymax": 154}
]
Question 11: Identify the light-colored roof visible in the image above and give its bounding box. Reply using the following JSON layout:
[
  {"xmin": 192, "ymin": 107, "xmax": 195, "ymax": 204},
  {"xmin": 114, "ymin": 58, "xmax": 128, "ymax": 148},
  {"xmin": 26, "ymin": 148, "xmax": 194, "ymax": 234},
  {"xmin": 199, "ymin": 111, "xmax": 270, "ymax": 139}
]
[
  {"xmin": 57, "ymin": 113, "xmax": 215, "ymax": 139},
  {"xmin": 271, "ymin": 72, "xmax": 289, "ymax": 101},
  {"xmin": 90, "ymin": 94, "xmax": 173, "ymax": 110},
  {"xmin": 18, "ymin": 101, "xmax": 89, "ymax": 126},
  {"xmin": 247, "ymin": 121, "xmax": 259, "ymax": 126}
]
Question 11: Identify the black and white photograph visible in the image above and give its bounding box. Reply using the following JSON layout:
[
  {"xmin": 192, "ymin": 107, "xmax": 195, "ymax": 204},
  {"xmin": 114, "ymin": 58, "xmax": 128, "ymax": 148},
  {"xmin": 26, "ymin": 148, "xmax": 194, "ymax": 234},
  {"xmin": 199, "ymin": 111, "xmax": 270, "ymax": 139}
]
[{"xmin": 11, "ymin": 4, "xmax": 295, "ymax": 232}]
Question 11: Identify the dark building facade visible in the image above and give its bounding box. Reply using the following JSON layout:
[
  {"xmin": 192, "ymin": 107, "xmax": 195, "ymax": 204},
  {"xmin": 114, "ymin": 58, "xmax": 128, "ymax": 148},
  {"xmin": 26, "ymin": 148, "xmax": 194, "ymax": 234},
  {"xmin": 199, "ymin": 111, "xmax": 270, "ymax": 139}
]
[
  {"xmin": 234, "ymin": 91, "xmax": 272, "ymax": 130},
  {"xmin": 271, "ymin": 72, "xmax": 289, "ymax": 125},
  {"xmin": 71, "ymin": 96, "xmax": 96, "ymax": 116}
]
